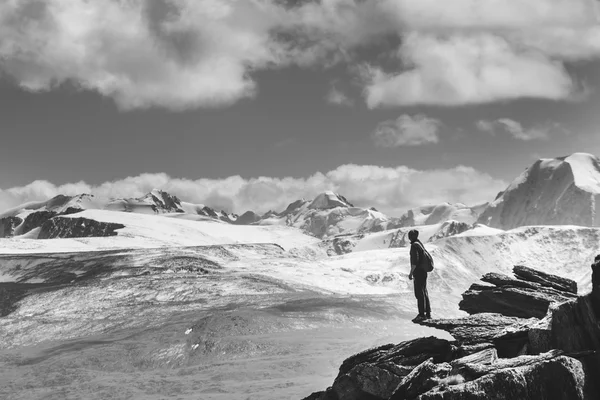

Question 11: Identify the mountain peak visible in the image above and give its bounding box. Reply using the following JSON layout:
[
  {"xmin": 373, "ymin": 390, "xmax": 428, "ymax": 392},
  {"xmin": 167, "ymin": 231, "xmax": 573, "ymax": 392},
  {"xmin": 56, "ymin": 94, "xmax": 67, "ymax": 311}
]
[
  {"xmin": 478, "ymin": 152, "xmax": 600, "ymax": 229},
  {"xmin": 308, "ymin": 191, "xmax": 353, "ymax": 210}
]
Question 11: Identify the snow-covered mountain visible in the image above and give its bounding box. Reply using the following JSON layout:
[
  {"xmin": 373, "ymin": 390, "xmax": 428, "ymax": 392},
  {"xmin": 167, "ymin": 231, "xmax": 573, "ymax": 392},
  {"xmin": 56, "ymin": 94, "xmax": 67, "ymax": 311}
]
[
  {"xmin": 395, "ymin": 202, "xmax": 487, "ymax": 227},
  {"xmin": 0, "ymin": 189, "xmax": 239, "ymax": 238},
  {"xmin": 106, "ymin": 189, "xmax": 238, "ymax": 222},
  {"xmin": 478, "ymin": 153, "xmax": 600, "ymax": 229},
  {"xmin": 253, "ymin": 191, "xmax": 391, "ymax": 238}
]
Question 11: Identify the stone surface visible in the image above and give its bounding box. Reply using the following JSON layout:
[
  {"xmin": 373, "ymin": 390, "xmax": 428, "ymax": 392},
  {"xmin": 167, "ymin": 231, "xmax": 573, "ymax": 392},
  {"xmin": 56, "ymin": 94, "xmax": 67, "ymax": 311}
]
[
  {"xmin": 420, "ymin": 355, "xmax": 585, "ymax": 400},
  {"xmin": 417, "ymin": 313, "xmax": 536, "ymax": 343},
  {"xmin": 389, "ymin": 358, "xmax": 452, "ymax": 400},
  {"xmin": 450, "ymin": 348, "xmax": 498, "ymax": 368},
  {"xmin": 338, "ymin": 337, "xmax": 453, "ymax": 378},
  {"xmin": 459, "ymin": 284, "xmax": 574, "ymax": 319},
  {"xmin": 332, "ymin": 363, "xmax": 403, "ymax": 400},
  {"xmin": 513, "ymin": 265, "xmax": 577, "ymax": 294}
]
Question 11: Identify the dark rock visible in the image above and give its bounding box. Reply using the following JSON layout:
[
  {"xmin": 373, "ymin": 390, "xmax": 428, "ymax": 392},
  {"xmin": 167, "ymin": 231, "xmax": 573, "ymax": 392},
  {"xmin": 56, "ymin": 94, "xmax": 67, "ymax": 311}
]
[
  {"xmin": 329, "ymin": 237, "xmax": 357, "ymax": 255},
  {"xmin": 338, "ymin": 337, "xmax": 453, "ymax": 377},
  {"xmin": 417, "ymin": 313, "xmax": 536, "ymax": 344},
  {"xmin": 21, "ymin": 210, "xmax": 57, "ymax": 235},
  {"xmin": 332, "ymin": 363, "xmax": 403, "ymax": 400},
  {"xmin": 458, "ymin": 267, "xmax": 576, "ymax": 319},
  {"xmin": 38, "ymin": 217, "xmax": 125, "ymax": 239},
  {"xmin": 513, "ymin": 265, "xmax": 577, "ymax": 294},
  {"xmin": 428, "ymin": 221, "xmax": 472, "ymax": 242},
  {"xmin": 420, "ymin": 355, "xmax": 585, "ymax": 400},
  {"xmin": 147, "ymin": 190, "xmax": 184, "ymax": 213},
  {"xmin": 389, "ymin": 358, "xmax": 452, "ymax": 400},
  {"xmin": 549, "ymin": 294, "xmax": 600, "ymax": 354},
  {"xmin": 592, "ymin": 255, "xmax": 600, "ymax": 293},
  {"xmin": 417, "ymin": 313, "xmax": 537, "ymax": 358},
  {"xmin": 0, "ymin": 216, "xmax": 22, "ymax": 237},
  {"xmin": 459, "ymin": 284, "xmax": 574, "ymax": 319},
  {"xmin": 328, "ymin": 338, "xmax": 454, "ymax": 400},
  {"xmin": 234, "ymin": 211, "xmax": 261, "ymax": 225}
]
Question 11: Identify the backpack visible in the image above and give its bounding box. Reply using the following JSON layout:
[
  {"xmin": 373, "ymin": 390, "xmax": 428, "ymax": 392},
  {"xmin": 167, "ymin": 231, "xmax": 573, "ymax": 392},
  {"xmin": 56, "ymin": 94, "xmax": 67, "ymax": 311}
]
[{"xmin": 414, "ymin": 241, "xmax": 434, "ymax": 272}]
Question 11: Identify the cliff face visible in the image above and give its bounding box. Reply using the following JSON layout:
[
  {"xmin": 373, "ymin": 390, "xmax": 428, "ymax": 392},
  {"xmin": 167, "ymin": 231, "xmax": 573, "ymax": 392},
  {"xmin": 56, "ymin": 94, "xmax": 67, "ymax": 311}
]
[
  {"xmin": 304, "ymin": 262, "xmax": 600, "ymax": 400},
  {"xmin": 38, "ymin": 217, "xmax": 125, "ymax": 239}
]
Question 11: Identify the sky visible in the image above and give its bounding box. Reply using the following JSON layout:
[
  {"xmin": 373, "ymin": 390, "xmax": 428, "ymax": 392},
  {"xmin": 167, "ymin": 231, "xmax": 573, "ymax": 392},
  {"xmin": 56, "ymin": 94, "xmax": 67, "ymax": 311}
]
[{"xmin": 1, "ymin": 0, "xmax": 600, "ymax": 216}]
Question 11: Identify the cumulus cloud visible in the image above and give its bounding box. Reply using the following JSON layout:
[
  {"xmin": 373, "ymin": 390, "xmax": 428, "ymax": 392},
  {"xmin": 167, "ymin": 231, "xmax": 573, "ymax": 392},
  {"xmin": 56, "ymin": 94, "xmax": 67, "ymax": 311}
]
[
  {"xmin": 475, "ymin": 118, "xmax": 562, "ymax": 141},
  {"xmin": 364, "ymin": 33, "xmax": 576, "ymax": 108},
  {"xmin": 371, "ymin": 114, "xmax": 441, "ymax": 147},
  {"xmin": 0, "ymin": 165, "xmax": 507, "ymax": 217},
  {"xmin": 0, "ymin": 0, "xmax": 598, "ymax": 109}
]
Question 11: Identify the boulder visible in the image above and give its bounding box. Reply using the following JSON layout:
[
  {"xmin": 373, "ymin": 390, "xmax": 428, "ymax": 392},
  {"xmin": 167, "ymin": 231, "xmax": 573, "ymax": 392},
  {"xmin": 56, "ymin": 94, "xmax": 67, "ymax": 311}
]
[
  {"xmin": 458, "ymin": 267, "xmax": 576, "ymax": 319},
  {"xmin": 332, "ymin": 363, "xmax": 404, "ymax": 400},
  {"xmin": 459, "ymin": 283, "xmax": 574, "ymax": 319}
]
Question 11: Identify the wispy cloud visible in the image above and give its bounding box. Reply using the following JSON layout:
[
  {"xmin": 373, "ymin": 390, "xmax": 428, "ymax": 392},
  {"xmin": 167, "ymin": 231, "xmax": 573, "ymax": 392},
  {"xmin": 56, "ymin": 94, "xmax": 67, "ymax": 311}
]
[
  {"xmin": 475, "ymin": 118, "xmax": 565, "ymax": 141},
  {"xmin": 372, "ymin": 114, "xmax": 441, "ymax": 147},
  {"xmin": 326, "ymin": 86, "xmax": 354, "ymax": 106},
  {"xmin": 0, "ymin": 165, "xmax": 507, "ymax": 217}
]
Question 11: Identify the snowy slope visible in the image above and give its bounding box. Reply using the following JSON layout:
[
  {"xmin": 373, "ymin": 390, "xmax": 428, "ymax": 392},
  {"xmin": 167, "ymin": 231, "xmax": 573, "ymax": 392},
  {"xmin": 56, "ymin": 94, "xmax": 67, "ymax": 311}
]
[
  {"xmin": 0, "ymin": 194, "xmax": 98, "ymax": 218},
  {"xmin": 478, "ymin": 153, "xmax": 600, "ymax": 229},
  {"xmin": 321, "ymin": 224, "xmax": 598, "ymax": 299},
  {"xmin": 0, "ymin": 209, "xmax": 320, "ymax": 253}
]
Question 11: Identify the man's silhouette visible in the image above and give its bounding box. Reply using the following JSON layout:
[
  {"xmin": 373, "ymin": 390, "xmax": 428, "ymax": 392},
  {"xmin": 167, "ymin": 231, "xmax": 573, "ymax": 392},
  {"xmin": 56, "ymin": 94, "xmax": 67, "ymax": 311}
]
[{"xmin": 408, "ymin": 229, "xmax": 431, "ymax": 322}]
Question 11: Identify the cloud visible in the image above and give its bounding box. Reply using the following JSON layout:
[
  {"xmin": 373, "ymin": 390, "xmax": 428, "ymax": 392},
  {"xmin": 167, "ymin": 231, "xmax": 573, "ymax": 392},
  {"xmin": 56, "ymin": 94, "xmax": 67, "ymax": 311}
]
[
  {"xmin": 363, "ymin": 33, "xmax": 577, "ymax": 108},
  {"xmin": 326, "ymin": 86, "xmax": 354, "ymax": 106},
  {"xmin": 475, "ymin": 118, "xmax": 563, "ymax": 141},
  {"xmin": 0, "ymin": 0, "xmax": 598, "ymax": 110},
  {"xmin": 0, "ymin": 0, "xmax": 288, "ymax": 110},
  {"xmin": 372, "ymin": 114, "xmax": 441, "ymax": 147},
  {"xmin": 0, "ymin": 165, "xmax": 507, "ymax": 217}
]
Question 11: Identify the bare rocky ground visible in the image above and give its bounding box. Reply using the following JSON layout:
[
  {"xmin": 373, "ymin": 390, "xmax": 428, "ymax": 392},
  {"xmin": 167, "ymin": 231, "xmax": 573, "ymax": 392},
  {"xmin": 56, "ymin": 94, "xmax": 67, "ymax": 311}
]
[{"xmin": 0, "ymin": 246, "xmax": 453, "ymax": 400}]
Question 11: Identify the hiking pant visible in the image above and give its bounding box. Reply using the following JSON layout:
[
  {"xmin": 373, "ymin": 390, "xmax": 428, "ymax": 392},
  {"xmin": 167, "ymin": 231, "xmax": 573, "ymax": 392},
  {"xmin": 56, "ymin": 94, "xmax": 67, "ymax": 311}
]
[{"xmin": 413, "ymin": 273, "xmax": 431, "ymax": 316}]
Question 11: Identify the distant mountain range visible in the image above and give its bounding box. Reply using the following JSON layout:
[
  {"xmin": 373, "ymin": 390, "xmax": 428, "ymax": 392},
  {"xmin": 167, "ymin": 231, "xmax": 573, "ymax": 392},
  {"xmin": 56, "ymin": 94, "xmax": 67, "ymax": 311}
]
[{"xmin": 2, "ymin": 153, "xmax": 600, "ymax": 240}]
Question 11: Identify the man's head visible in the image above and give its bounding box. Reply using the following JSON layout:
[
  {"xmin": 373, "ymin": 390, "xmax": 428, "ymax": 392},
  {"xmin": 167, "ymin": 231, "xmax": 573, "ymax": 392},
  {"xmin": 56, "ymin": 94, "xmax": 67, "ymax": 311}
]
[{"xmin": 408, "ymin": 229, "xmax": 419, "ymax": 243}]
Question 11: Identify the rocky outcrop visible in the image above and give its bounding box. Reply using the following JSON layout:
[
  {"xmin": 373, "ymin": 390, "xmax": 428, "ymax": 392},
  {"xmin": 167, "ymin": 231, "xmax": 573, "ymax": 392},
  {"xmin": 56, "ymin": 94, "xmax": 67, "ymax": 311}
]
[
  {"xmin": 21, "ymin": 210, "xmax": 58, "ymax": 235},
  {"xmin": 304, "ymin": 262, "xmax": 599, "ymax": 400},
  {"xmin": 309, "ymin": 192, "xmax": 353, "ymax": 210},
  {"xmin": 38, "ymin": 217, "xmax": 125, "ymax": 239},
  {"xmin": 419, "ymin": 354, "xmax": 585, "ymax": 400},
  {"xmin": 428, "ymin": 221, "xmax": 471, "ymax": 242},
  {"xmin": 234, "ymin": 211, "xmax": 261, "ymax": 225},
  {"xmin": 458, "ymin": 266, "xmax": 577, "ymax": 319},
  {"xmin": 0, "ymin": 216, "xmax": 22, "ymax": 237}
]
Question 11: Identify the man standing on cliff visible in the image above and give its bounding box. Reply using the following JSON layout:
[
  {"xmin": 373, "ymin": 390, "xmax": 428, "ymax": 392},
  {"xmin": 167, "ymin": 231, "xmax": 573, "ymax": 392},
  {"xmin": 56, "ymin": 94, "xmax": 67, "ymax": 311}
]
[{"xmin": 408, "ymin": 229, "xmax": 431, "ymax": 322}]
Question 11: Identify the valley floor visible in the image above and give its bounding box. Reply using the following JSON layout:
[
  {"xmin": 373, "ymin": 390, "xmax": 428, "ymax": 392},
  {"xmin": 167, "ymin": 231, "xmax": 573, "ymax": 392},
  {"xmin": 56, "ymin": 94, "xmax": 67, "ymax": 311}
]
[{"xmin": 0, "ymin": 293, "xmax": 450, "ymax": 400}]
